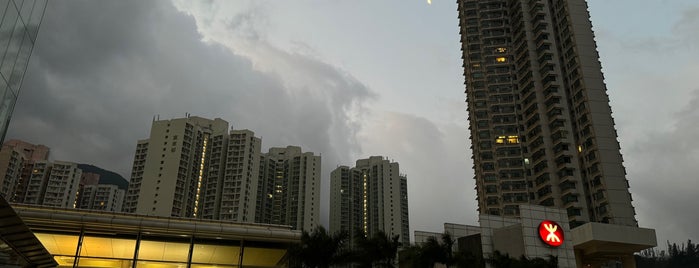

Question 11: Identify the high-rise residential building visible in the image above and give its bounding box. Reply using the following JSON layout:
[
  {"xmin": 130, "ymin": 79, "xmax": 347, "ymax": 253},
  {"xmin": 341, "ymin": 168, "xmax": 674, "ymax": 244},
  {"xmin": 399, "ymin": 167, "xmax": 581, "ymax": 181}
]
[
  {"xmin": 124, "ymin": 116, "xmax": 230, "ymax": 217},
  {"xmin": 21, "ymin": 160, "xmax": 81, "ymax": 208},
  {"xmin": 457, "ymin": 0, "xmax": 636, "ymax": 228},
  {"xmin": 256, "ymin": 146, "xmax": 320, "ymax": 231},
  {"xmin": 75, "ymin": 172, "xmax": 125, "ymax": 212},
  {"xmin": 78, "ymin": 184, "xmax": 124, "ymax": 212},
  {"xmin": 124, "ymin": 116, "xmax": 265, "ymax": 223},
  {"xmin": 201, "ymin": 129, "xmax": 261, "ymax": 222},
  {"xmin": 124, "ymin": 116, "xmax": 322, "ymax": 231},
  {"xmin": 0, "ymin": 140, "xmax": 49, "ymax": 202},
  {"xmin": 0, "ymin": 1, "xmax": 48, "ymax": 142},
  {"xmin": 330, "ymin": 156, "xmax": 409, "ymax": 247},
  {"xmin": 4, "ymin": 139, "xmax": 49, "ymax": 161},
  {"xmin": 0, "ymin": 144, "xmax": 24, "ymax": 199}
]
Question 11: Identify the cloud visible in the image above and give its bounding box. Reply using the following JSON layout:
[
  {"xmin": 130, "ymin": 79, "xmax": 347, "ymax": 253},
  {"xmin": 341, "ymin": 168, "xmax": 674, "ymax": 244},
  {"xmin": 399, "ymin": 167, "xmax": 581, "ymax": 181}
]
[
  {"xmin": 625, "ymin": 89, "xmax": 699, "ymax": 244},
  {"xmin": 357, "ymin": 111, "xmax": 476, "ymax": 234},
  {"xmin": 8, "ymin": 0, "xmax": 374, "ymax": 226}
]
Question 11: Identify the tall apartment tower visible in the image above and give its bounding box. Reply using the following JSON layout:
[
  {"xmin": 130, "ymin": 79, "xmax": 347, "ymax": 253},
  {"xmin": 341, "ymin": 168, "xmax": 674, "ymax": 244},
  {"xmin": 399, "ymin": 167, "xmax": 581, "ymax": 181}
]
[
  {"xmin": 76, "ymin": 172, "xmax": 125, "ymax": 212},
  {"xmin": 124, "ymin": 116, "xmax": 262, "ymax": 223},
  {"xmin": 330, "ymin": 156, "xmax": 409, "ymax": 247},
  {"xmin": 457, "ymin": 0, "xmax": 636, "ymax": 227},
  {"xmin": 256, "ymin": 146, "xmax": 320, "ymax": 231},
  {"xmin": 78, "ymin": 184, "xmax": 125, "ymax": 212},
  {"xmin": 123, "ymin": 116, "xmax": 230, "ymax": 217},
  {"xmin": 21, "ymin": 161, "xmax": 81, "ymax": 208},
  {"xmin": 0, "ymin": 144, "xmax": 25, "ymax": 199},
  {"xmin": 200, "ymin": 129, "xmax": 261, "ymax": 222},
  {"xmin": 1, "ymin": 140, "xmax": 49, "ymax": 202}
]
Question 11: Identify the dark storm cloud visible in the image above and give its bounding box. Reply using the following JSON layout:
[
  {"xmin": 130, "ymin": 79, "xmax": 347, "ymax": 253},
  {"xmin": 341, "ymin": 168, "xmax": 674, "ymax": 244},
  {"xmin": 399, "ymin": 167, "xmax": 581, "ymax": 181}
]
[
  {"xmin": 624, "ymin": 89, "xmax": 699, "ymax": 244},
  {"xmin": 7, "ymin": 0, "xmax": 373, "ymax": 226}
]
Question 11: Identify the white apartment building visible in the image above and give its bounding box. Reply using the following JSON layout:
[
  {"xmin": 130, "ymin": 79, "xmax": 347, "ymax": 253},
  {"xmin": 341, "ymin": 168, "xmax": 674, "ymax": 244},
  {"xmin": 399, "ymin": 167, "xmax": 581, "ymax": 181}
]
[
  {"xmin": 330, "ymin": 156, "xmax": 409, "ymax": 246},
  {"xmin": 0, "ymin": 145, "xmax": 25, "ymax": 200},
  {"xmin": 257, "ymin": 146, "xmax": 320, "ymax": 231},
  {"xmin": 22, "ymin": 161, "xmax": 81, "ymax": 208},
  {"xmin": 78, "ymin": 184, "xmax": 125, "ymax": 212}
]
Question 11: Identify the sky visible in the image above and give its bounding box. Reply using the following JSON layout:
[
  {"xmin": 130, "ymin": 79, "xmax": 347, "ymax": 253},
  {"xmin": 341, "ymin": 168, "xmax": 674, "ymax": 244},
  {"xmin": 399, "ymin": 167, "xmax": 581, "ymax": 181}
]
[{"xmin": 7, "ymin": 0, "xmax": 699, "ymax": 249}]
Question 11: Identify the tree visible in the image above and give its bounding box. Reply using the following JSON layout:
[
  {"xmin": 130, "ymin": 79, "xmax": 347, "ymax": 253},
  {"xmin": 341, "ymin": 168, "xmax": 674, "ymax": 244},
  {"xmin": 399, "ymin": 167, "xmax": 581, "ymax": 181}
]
[
  {"xmin": 486, "ymin": 251, "xmax": 557, "ymax": 268},
  {"xmin": 353, "ymin": 229, "xmax": 403, "ymax": 268},
  {"xmin": 398, "ymin": 232, "xmax": 484, "ymax": 268},
  {"xmin": 286, "ymin": 226, "xmax": 352, "ymax": 268}
]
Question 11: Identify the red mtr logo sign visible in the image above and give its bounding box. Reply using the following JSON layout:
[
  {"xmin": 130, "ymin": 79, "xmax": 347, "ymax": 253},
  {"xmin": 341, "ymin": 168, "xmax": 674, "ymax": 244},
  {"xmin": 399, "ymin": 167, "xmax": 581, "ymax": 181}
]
[{"xmin": 538, "ymin": 220, "xmax": 564, "ymax": 247}]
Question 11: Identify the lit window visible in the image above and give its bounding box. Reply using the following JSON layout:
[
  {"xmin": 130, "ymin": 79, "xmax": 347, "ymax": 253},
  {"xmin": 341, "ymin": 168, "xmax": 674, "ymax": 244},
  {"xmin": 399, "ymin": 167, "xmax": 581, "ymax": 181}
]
[
  {"xmin": 472, "ymin": 63, "xmax": 481, "ymax": 68},
  {"xmin": 496, "ymin": 57, "xmax": 507, "ymax": 63},
  {"xmin": 495, "ymin": 136, "xmax": 506, "ymax": 144},
  {"xmin": 577, "ymin": 145, "xmax": 583, "ymax": 153},
  {"xmin": 496, "ymin": 47, "xmax": 507, "ymax": 53},
  {"xmin": 507, "ymin": 135, "xmax": 519, "ymax": 144}
]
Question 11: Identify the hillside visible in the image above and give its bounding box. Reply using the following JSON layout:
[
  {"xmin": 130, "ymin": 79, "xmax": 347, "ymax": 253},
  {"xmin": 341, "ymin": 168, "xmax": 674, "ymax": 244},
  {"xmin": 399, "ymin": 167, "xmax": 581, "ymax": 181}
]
[{"xmin": 77, "ymin": 164, "xmax": 129, "ymax": 190}]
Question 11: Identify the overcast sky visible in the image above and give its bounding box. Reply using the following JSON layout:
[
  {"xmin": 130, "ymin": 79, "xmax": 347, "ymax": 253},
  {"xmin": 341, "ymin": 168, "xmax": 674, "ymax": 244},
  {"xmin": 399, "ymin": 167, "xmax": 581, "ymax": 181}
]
[{"xmin": 7, "ymin": 0, "xmax": 698, "ymax": 247}]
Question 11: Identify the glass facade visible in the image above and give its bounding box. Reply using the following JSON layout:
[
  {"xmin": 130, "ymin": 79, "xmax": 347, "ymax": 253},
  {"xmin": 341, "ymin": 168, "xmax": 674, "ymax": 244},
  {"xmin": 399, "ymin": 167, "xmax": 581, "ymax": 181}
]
[
  {"xmin": 0, "ymin": 0, "xmax": 47, "ymax": 141},
  {"xmin": 35, "ymin": 232, "xmax": 288, "ymax": 268}
]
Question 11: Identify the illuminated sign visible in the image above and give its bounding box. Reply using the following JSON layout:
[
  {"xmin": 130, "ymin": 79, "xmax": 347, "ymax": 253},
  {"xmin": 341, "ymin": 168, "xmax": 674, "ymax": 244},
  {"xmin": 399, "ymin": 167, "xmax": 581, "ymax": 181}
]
[{"xmin": 538, "ymin": 220, "xmax": 564, "ymax": 247}]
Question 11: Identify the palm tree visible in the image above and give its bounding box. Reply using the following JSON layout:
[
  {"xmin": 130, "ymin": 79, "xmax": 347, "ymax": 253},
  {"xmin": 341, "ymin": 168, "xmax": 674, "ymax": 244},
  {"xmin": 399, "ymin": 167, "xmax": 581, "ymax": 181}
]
[
  {"xmin": 286, "ymin": 226, "xmax": 352, "ymax": 268},
  {"xmin": 354, "ymin": 229, "xmax": 403, "ymax": 268}
]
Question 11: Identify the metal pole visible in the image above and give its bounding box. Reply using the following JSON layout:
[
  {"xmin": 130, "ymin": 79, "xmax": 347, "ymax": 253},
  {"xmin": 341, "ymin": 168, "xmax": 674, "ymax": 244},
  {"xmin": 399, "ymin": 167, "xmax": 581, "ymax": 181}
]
[
  {"xmin": 131, "ymin": 232, "xmax": 142, "ymax": 268},
  {"xmin": 187, "ymin": 236, "xmax": 194, "ymax": 268},
  {"xmin": 72, "ymin": 228, "xmax": 84, "ymax": 268},
  {"xmin": 238, "ymin": 240, "xmax": 245, "ymax": 268}
]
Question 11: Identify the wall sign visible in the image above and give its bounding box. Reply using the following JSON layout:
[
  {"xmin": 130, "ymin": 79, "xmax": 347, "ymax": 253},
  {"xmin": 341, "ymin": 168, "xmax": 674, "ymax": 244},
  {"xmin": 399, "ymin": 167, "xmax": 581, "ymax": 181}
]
[{"xmin": 538, "ymin": 220, "xmax": 564, "ymax": 247}]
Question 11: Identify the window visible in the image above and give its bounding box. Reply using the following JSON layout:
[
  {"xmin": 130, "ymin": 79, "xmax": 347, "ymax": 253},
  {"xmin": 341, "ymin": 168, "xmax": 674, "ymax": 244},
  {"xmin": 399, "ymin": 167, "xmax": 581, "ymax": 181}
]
[
  {"xmin": 496, "ymin": 57, "xmax": 507, "ymax": 63},
  {"xmin": 496, "ymin": 47, "xmax": 507, "ymax": 53}
]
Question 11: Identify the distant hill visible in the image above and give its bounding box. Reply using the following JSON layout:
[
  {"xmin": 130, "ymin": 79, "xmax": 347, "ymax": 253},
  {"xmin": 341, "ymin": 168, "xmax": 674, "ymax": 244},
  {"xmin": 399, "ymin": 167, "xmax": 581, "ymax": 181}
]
[{"xmin": 77, "ymin": 164, "xmax": 129, "ymax": 190}]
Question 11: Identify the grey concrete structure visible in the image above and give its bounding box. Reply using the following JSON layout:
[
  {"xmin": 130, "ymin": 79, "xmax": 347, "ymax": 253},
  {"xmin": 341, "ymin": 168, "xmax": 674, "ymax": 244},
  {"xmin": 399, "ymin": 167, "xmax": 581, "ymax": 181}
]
[{"xmin": 330, "ymin": 156, "xmax": 409, "ymax": 247}]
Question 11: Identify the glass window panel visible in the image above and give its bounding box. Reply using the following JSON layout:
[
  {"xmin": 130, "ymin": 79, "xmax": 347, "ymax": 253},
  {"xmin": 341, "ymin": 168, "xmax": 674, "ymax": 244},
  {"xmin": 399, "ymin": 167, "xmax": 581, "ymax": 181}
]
[
  {"xmin": 0, "ymin": 0, "xmax": 11, "ymax": 23},
  {"xmin": 33, "ymin": 233, "xmax": 79, "ymax": 256},
  {"xmin": 135, "ymin": 261, "xmax": 188, "ymax": 268},
  {"xmin": 8, "ymin": 29, "xmax": 31, "ymax": 94},
  {"xmin": 138, "ymin": 240, "xmax": 190, "ymax": 262},
  {"xmin": 18, "ymin": 0, "xmax": 32, "ymax": 22},
  {"xmin": 25, "ymin": 0, "xmax": 43, "ymax": 41},
  {"xmin": 190, "ymin": 265, "xmax": 236, "ymax": 268},
  {"xmin": 79, "ymin": 235, "xmax": 136, "ymax": 259},
  {"xmin": 191, "ymin": 243, "xmax": 239, "ymax": 265},
  {"xmin": 77, "ymin": 257, "xmax": 132, "ymax": 268},
  {"xmin": 0, "ymin": 3, "xmax": 18, "ymax": 60},
  {"xmin": 242, "ymin": 247, "xmax": 286, "ymax": 267},
  {"xmin": 0, "ymin": 9, "xmax": 23, "ymax": 80}
]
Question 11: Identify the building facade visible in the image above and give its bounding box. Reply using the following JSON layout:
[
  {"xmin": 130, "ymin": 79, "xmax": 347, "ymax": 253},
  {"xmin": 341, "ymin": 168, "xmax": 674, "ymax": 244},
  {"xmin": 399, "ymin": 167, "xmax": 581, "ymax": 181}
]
[
  {"xmin": 256, "ymin": 146, "xmax": 320, "ymax": 231},
  {"xmin": 200, "ymin": 129, "xmax": 261, "ymax": 222},
  {"xmin": 77, "ymin": 184, "xmax": 124, "ymax": 212},
  {"xmin": 330, "ymin": 156, "xmax": 409, "ymax": 246},
  {"xmin": 124, "ymin": 116, "xmax": 323, "ymax": 230},
  {"xmin": 457, "ymin": 0, "xmax": 636, "ymax": 228},
  {"xmin": 0, "ymin": 1, "xmax": 48, "ymax": 142},
  {"xmin": 19, "ymin": 160, "xmax": 81, "ymax": 208},
  {"xmin": 124, "ymin": 116, "xmax": 231, "ymax": 218},
  {"xmin": 0, "ymin": 139, "xmax": 49, "ymax": 202},
  {"xmin": 0, "ymin": 143, "xmax": 24, "ymax": 199}
]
